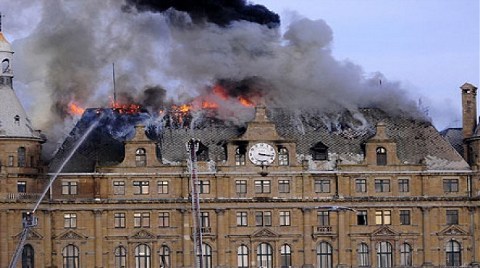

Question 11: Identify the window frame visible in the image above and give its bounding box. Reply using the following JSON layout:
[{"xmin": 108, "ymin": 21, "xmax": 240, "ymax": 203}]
[
  {"xmin": 375, "ymin": 179, "xmax": 390, "ymax": 193},
  {"xmin": 375, "ymin": 210, "xmax": 392, "ymax": 225},
  {"xmin": 64, "ymin": 213, "xmax": 77, "ymax": 229},
  {"xmin": 158, "ymin": 212, "xmax": 170, "ymax": 227},
  {"xmin": 134, "ymin": 212, "xmax": 151, "ymax": 228},
  {"xmin": 157, "ymin": 181, "xmax": 169, "ymax": 194},
  {"xmin": 443, "ymin": 179, "xmax": 459, "ymax": 192},
  {"xmin": 355, "ymin": 179, "xmax": 367, "ymax": 193},
  {"xmin": 255, "ymin": 211, "xmax": 272, "ymax": 226},
  {"xmin": 314, "ymin": 179, "xmax": 331, "ymax": 193},
  {"xmin": 254, "ymin": 180, "xmax": 271, "ymax": 194},
  {"xmin": 279, "ymin": 211, "xmax": 291, "ymax": 226},
  {"xmin": 113, "ymin": 181, "xmax": 125, "ymax": 195},
  {"xmin": 62, "ymin": 181, "xmax": 78, "ymax": 195},
  {"xmin": 278, "ymin": 179, "xmax": 291, "ymax": 193},
  {"xmin": 236, "ymin": 211, "xmax": 248, "ymax": 227},
  {"xmin": 398, "ymin": 178, "xmax": 410, "ymax": 192},
  {"xmin": 133, "ymin": 181, "xmax": 149, "ymax": 195},
  {"xmin": 446, "ymin": 210, "xmax": 459, "ymax": 225},
  {"xmin": 114, "ymin": 212, "xmax": 126, "ymax": 228},
  {"xmin": 400, "ymin": 210, "xmax": 411, "ymax": 225}
]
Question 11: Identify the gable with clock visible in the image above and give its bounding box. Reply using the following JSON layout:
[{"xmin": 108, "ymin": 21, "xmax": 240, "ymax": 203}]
[{"xmin": 227, "ymin": 105, "xmax": 297, "ymax": 167}]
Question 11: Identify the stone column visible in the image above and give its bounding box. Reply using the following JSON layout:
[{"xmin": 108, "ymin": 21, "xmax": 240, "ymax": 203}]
[
  {"xmin": 302, "ymin": 207, "xmax": 314, "ymax": 268},
  {"xmin": 470, "ymin": 207, "xmax": 480, "ymax": 266},
  {"xmin": 43, "ymin": 210, "xmax": 53, "ymax": 268},
  {"xmin": 215, "ymin": 208, "xmax": 227, "ymax": 267},
  {"xmin": 337, "ymin": 210, "xmax": 348, "ymax": 268},
  {"xmin": 421, "ymin": 207, "xmax": 433, "ymax": 267},
  {"xmin": 179, "ymin": 208, "xmax": 191, "ymax": 268},
  {"xmin": 0, "ymin": 211, "xmax": 8, "ymax": 267},
  {"xmin": 94, "ymin": 209, "xmax": 104, "ymax": 268}
]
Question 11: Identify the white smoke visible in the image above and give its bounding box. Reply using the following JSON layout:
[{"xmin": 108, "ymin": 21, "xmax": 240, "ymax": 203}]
[{"xmin": 2, "ymin": 0, "xmax": 426, "ymax": 157}]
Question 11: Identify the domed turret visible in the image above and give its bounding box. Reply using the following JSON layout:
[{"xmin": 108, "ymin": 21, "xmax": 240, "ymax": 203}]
[{"xmin": 0, "ymin": 17, "xmax": 13, "ymax": 88}]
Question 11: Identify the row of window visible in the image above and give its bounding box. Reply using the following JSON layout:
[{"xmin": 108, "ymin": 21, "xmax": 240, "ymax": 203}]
[
  {"xmin": 3, "ymin": 147, "xmax": 35, "ymax": 168},
  {"xmin": 60, "ymin": 208, "xmax": 461, "ymax": 229},
  {"xmin": 57, "ymin": 177, "xmax": 461, "ymax": 196},
  {"xmin": 355, "ymin": 178, "xmax": 459, "ymax": 193},
  {"xmin": 22, "ymin": 239, "xmax": 463, "ymax": 268}
]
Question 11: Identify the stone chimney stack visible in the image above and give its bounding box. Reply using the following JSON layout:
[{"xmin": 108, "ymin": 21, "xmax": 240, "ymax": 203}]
[{"xmin": 461, "ymin": 83, "xmax": 478, "ymax": 140}]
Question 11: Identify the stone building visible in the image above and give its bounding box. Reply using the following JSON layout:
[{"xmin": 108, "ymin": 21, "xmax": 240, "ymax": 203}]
[{"xmin": 1, "ymin": 25, "xmax": 480, "ymax": 268}]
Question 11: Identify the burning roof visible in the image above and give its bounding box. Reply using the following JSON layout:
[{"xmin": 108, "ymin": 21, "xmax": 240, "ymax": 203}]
[{"xmin": 48, "ymin": 105, "xmax": 467, "ymax": 173}]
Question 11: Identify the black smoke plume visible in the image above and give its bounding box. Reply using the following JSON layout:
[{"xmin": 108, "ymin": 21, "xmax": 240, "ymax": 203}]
[{"xmin": 123, "ymin": 0, "xmax": 280, "ymax": 27}]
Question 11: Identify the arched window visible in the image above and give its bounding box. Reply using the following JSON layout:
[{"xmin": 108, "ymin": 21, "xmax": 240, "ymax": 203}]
[
  {"xmin": 22, "ymin": 244, "xmax": 34, "ymax": 268},
  {"xmin": 400, "ymin": 243, "xmax": 412, "ymax": 266},
  {"xmin": 159, "ymin": 245, "xmax": 170, "ymax": 268},
  {"xmin": 62, "ymin": 244, "xmax": 79, "ymax": 268},
  {"xmin": 114, "ymin": 246, "xmax": 126, "ymax": 268},
  {"xmin": 446, "ymin": 240, "xmax": 461, "ymax": 266},
  {"xmin": 2, "ymin": 59, "xmax": 10, "ymax": 73},
  {"xmin": 376, "ymin": 241, "xmax": 393, "ymax": 268},
  {"xmin": 135, "ymin": 148, "xmax": 146, "ymax": 167},
  {"xmin": 197, "ymin": 243, "xmax": 212, "ymax": 268},
  {"xmin": 316, "ymin": 241, "xmax": 333, "ymax": 268},
  {"xmin": 257, "ymin": 243, "xmax": 273, "ymax": 268},
  {"xmin": 376, "ymin": 147, "xmax": 387, "ymax": 166},
  {"xmin": 235, "ymin": 146, "xmax": 246, "ymax": 166},
  {"xmin": 278, "ymin": 147, "xmax": 289, "ymax": 166},
  {"xmin": 280, "ymin": 244, "xmax": 292, "ymax": 268},
  {"xmin": 357, "ymin": 243, "xmax": 369, "ymax": 267},
  {"xmin": 135, "ymin": 244, "xmax": 151, "ymax": 268},
  {"xmin": 311, "ymin": 142, "xmax": 328, "ymax": 161},
  {"xmin": 18, "ymin": 147, "xmax": 26, "ymax": 167},
  {"xmin": 196, "ymin": 143, "xmax": 209, "ymax": 162},
  {"xmin": 237, "ymin": 245, "xmax": 249, "ymax": 268}
]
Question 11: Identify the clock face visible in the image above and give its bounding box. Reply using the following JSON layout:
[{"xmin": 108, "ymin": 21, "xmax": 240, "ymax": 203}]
[{"xmin": 248, "ymin": 142, "xmax": 276, "ymax": 165}]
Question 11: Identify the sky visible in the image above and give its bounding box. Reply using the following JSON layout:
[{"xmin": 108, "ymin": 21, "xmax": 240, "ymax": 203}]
[
  {"xmin": 0, "ymin": 0, "xmax": 479, "ymax": 136},
  {"xmin": 255, "ymin": 0, "xmax": 480, "ymax": 130}
]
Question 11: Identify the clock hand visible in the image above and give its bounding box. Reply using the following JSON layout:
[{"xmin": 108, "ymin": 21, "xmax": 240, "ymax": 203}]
[{"xmin": 258, "ymin": 153, "xmax": 274, "ymax": 157}]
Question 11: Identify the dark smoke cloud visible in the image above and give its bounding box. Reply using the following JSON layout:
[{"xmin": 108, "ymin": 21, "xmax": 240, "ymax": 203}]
[
  {"xmin": 3, "ymin": 0, "xmax": 426, "ymax": 158},
  {"xmin": 123, "ymin": 0, "xmax": 280, "ymax": 28}
]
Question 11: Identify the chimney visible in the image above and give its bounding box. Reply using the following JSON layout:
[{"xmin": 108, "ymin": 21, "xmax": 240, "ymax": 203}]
[{"xmin": 461, "ymin": 83, "xmax": 478, "ymax": 140}]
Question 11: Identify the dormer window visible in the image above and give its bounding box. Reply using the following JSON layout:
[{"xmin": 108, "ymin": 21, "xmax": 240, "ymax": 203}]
[
  {"xmin": 376, "ymin": 147, "xmax": 387, "ymax": 166},
  {"xmin": 2, "ymin": 59, "xmax": 10, "ymax": 73},
  {"xmin": 311, "ymin": 142, "xmax": 328, "ymax": 161},
  {"xmin": 278, "ymin": 147, "xmax": 289, "ymax": 166},
  {"xmin": 135, "ymin": 148, "xmax": 146, "ymax": 167},
  {"xmin": 235, "ymin": 146, "xmax": 246, "ymax": 166},
  {"xmin": 196, "ymin": 142, "xmax": 209, "ymax": 161},
  {"xmin": 14, "ymin": 115, "xmax": 20, "ymax": 125}
]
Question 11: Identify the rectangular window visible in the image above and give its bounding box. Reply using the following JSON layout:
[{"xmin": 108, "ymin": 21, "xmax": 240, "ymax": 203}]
[
  {"xmin": 398, "ymin": 179, "xmax": 410, "ymax": 192},
  {"xmin": 400, "ymin": 210, "xmax": 411, "ymax": 225},
  {"xmin": 355, "ymin": 179, "xmax": 367, "ymax": 193},
  {"xmin": 255, "ymin": 180, "xmax": 271, "ymax": 194},
  {"xmin": 255, "ymin": 211, "xmax": 272, "ymax": 226},
  {"xmin": 279, "ymin": 211, "xmax": 291, "ymax": 226},
  {"xmin": 375, "ymin": 179, "xmax": 390, "ymax": 192},
  {"xmin": 8, "ymin": 155, "xmax": 14, "ymax": 167},
  {"xmin": 113, "ymin": 181, "xmax": 125, "ymax": 195},
  {"xmin": 64, "ymin": 213, "xmax": 77, "ymax": 228},
  {"xmin": 317, "ymin": 211, "xmax": 330, "ymax": 226},
  {"xmin": 17, "ymin": 181, "xmax": 26, "ymax": 193},
  {"xmin": 446, "ymin": 210, "xmax": 459, "ymax": 225},
  {"xmin": 443, "ymin": 179, "xmax": 459, "ymax": 192},
  {"xmin": 133, "ymin": 181, "xmax": 149, "ymax": 195},
  {"xmin": 278, "ymin": 180, "xmax": 291, "ymax": 193},
  {"xmin": 158, "ymin": 212, "xmax": 170, "ymax": 227},
  {"xmin": 314, "ymin": 179, "xmax": 331, "ymax": 193},
  {"xmin": 236, "ymin": 180, "xmax": 247, "ymax": 196},
  {"xmin": 199, "ymin": 180, "xmax": 210, "ymax": 194},
  {"xmin": 236, "ymin": 211, "xmax": 248, "ymax": 226},
  {"xmin": 62, "ymin": 181, "xmax": 78, "ymax": 195},
  {"xmin": 357, "ymin": 210, "xmax": 368, "ymax": 225},
  {"xmin": 134, "ymin": 212, "xmax": 150, "ymax": 228},
  {"xmin": 375, "ymin": 210, "xmax": 391, "ymax": 225},
  {"xmin": 200, "ymin": 212, "xmax": 210, "ymax": 227},
  {"xmin": 157, "ymin": 181, "xmax": 169, "ymax": 194},
  {"xmin": 114, "ymin": 213, "xmax": 126, "ymax": 228}
]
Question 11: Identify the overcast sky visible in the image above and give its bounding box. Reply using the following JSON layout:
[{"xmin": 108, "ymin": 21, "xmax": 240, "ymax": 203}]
[
  {"xmin": 1, "ymin": 0, "xmax": 479, "ymax": 131},
  {"xmin": 256, "ymin": 0, "xmax": 479, "ymax": 129}
]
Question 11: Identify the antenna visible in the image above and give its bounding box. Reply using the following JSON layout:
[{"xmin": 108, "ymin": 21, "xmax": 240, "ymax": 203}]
[{"xmin": 112, "ymin": 63, "xmax": 117, "ymax": 106}]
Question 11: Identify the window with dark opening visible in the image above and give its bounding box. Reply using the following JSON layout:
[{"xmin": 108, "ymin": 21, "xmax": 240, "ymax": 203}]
[
  {"xmin": 311, "ymin": 142, "xmax": 328, "ymax": 161},
  {"xmin": 376, "ymin": 147, "xmax": 387, "ymax": 165}
]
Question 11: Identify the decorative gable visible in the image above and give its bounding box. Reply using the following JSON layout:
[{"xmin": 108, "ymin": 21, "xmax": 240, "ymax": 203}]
[
  {"xmin": 437, "ymin": 225, "xmax": 468, "ymax": 236},
  {"xmin": 252, "ymin": 228, "xmax": 278, "ymax": 238},
  {"xmin": 130, "ymin": 229, "xmax": 156, "ymax": 240},
  {"xmin": 371, "ymin": 226, "xmax": 397, "ymax": 237},
  {"xmin": 13, "ymin": 229, "xmax": 43, "ymax": 241},
  {"xmin": 55, "ymin": 230, "xmax": 88, "ymax": 240}
]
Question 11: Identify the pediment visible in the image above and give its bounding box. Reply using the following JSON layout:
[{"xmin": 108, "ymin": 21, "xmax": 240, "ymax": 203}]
[
  {"xmin": 252, "ymin": 228, "xmax": 278, "ymax": 238},
  {"xmin": 13, "ymin": 229, "xmax": 43, "ymax": 241},
  {"xmin": 438, "ymin": 225, "xmax": 468, "ymax": 236},
  {"xmin": 56, "ymin": 230, "xmax": 88, "ymax": 240},
  {"xmin": 372, "ymin": 226, "xmax": 397, "ymax": 237},
  {"xmin": 130, "ymin": 230, "xmax": 156, "ymax": 240}
]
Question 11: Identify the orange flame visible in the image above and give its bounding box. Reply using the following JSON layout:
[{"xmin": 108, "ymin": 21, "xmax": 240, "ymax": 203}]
[
  {"xmin": 212, "ymin": 84, "xmax": 229, "ymax": 100},
  {"xmin": 68, "ymin": 101, "xmax": 85, "ymax": 116},
  {"xmin": 238, "ymin": 96, "xmax": 254, "ymax": 107}
]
